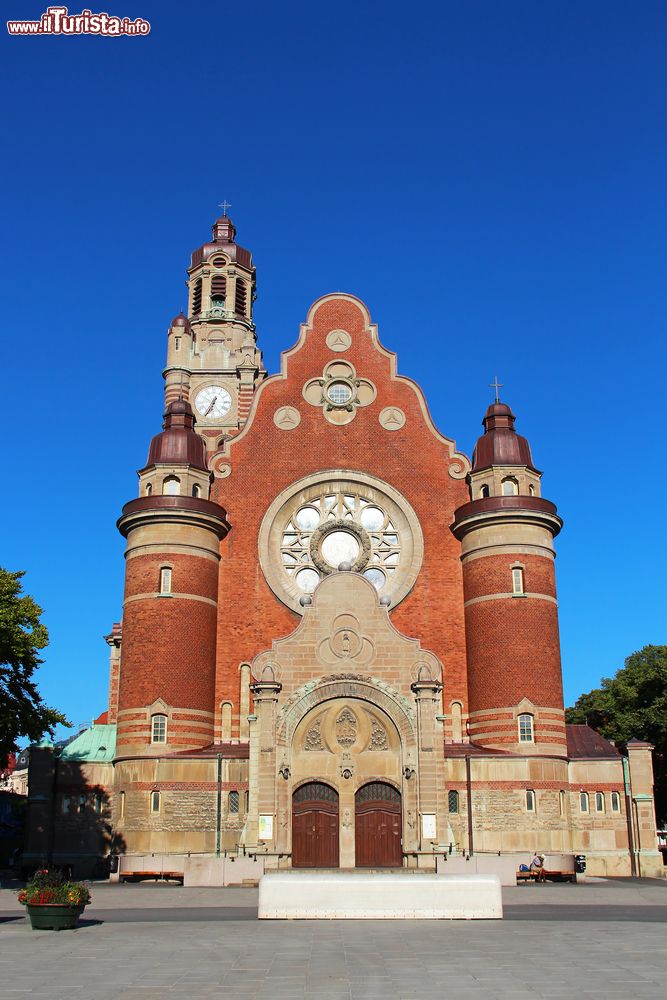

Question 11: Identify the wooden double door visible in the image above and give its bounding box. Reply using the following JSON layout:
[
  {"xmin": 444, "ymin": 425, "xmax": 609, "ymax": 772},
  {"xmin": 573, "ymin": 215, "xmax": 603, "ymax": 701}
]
[
  {"xmin": 355, "ymin": 782, "xmax": 402, "ymax": 868},
  {"xmin": 292, "ymin": 782, "xmax": 339, "ymax": 868},
  {"xmin": 291, "ymin": 780, "xmax": 402, "ymax": 868}
]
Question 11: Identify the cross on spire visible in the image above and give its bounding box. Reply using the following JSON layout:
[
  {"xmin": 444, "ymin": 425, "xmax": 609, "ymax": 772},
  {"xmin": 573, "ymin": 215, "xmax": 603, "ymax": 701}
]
[
  {"xmin": 218, "ymin": 200, "xmax": 232, "ymax": 216},
  {"xmin": 489, "ymin": 375, "xmax": 503, "ymax": 403}
]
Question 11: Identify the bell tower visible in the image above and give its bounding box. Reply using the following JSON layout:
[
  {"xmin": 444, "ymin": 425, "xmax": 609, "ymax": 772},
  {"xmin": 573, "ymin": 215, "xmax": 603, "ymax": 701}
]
[
  {"xmin": 164, "ymin": 209, "xmax": 266, "ymax": 452},
  {"xmin": 451, "ymin": 397, "xmax": 566, "ymax": 756}
]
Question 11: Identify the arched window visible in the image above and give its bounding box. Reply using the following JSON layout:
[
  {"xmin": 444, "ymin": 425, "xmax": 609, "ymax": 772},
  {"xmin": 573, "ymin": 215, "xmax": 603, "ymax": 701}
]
[
  {"xmin": 448, "ymin": 790, "xmax": 459, "ymax": 813},
  {"xmin": 119, "ymin": 790, "xmax": 125, "ymax": 819},
  {"xmin": 192, "ymin": 278, "xmax": 202, "ymax": 315},
  {"xmin": 159, "ymin": 567, "xmax": 172, "ymax": 594},
  {"xmin": 502, "ymin": 477, "xmax": 519, "ymax": 496},
  {"xmin": 150, "ymin": 790, "xmax": 161, "ymax": 814},
  {"xmin": 229, "ymin": 791, "xmax": 239, "ymax": 814},
  {"xmin": 559, "ymin": 790, "xmax": 566, "ymax": 815},
  {"xmin": 192, "ymin": 484, "xmax": 201, "ymax": 498},
  {"xmin": 151, "ymin": 713, "xmax": 167, "ymax": 743},
  {"xmin": 220, "ymin": 702, "xmax": 232, "ymax": 739},
  {"xmin": 526, "ymin": 789, "xmax": 536, "ymax": 812},
  {"xmin": 611, "ymin": 791, "xmax": 621, "ymax": 813},
  {"xmin": 512, "ymin": 567, "xmax": 525, "ymax": 595},
  {"xmin": 480, "ymin": 484, "xmax": 490, "ymax": 498},
  {"xmin": 174, "ymin": 336, "xmax": 181, "ymax": 352},
  {"xmin": 163, "ymin": 476, "xmax": 180, "ymax": 496},
  {"xmin": 235, "ymin": 279, "xmax": 247, "ymax": 316},
  {"xmin": 211, "ymin": 274, "xmax": 226, "ymax": 306},
  {"xmin": 580, "ymin": 791, "xmax": 589, "ymax": 813},
  {"xmin": 145, "ymin": 482, "xmax": 153, "ymax": 496},
  {"xmin": 450, "ymin": 702, "xmax": 463, "ymax": 742},
  {"xmin": 529, "ymin": 484, "xmax": 535, "ymax": 496},
  {"xmin": 518, "ymin": 713, "xmax": 534, "ymax": 742},
  {"xmin": 595, "ymin": 792, "xmax": 605, "ymax": 813}
]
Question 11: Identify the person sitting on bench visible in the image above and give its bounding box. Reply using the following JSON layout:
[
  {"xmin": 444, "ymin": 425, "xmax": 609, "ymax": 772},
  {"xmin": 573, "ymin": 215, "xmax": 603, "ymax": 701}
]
[{"xmin": 530, "ymin": 853, "xmax": 546, "ymax": 882}]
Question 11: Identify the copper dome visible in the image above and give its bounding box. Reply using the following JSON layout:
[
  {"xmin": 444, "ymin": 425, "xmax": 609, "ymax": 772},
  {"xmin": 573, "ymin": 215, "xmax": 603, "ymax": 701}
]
[
  {"xmin": 472, "ymin": 402, "xmax": 537, "ymax": 472},
  {"xmin": 145, "ymin": 400, "xmax": 208, "ymax": 472},
  {"xmin": 170, "ymin": 312, "xmax": 190, "ymax": 329}
]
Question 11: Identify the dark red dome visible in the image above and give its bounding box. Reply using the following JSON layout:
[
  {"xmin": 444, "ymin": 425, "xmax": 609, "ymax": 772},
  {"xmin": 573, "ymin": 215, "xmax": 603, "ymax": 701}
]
[
  {"xmin": 145, "ymin": 400, "xmax": 208, "ymax": 472},
  {"xmin": 472, "ymin": 402, "xmax": 537, "ymax": 472},
  {"xmin": 171, "ymin": 312, "xmax": 190, "ymax": 329}
]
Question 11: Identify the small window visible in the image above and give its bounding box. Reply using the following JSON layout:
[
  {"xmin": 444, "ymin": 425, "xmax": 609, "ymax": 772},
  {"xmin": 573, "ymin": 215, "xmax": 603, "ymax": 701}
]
[
  {"xmin": 244, "ymin": 790, "xmax": 249, "ymax": 812},
  {"xmin": 151, "ymin": 713, "xmax": 167, "ymax": 743},
  {"xmin": 595, "ymin": 792, "xmax": 605, "ymax": 813},
  {"xmin": 163, "ymin": 476, "xmax": 180, "ymax": 496},
  {"xmin": 159, "ymin": 567, "xmax": 172, "ymax": 594},
  {"xmin": 580, "ymin": 792, "xmax": 589, "ymax": 813},
  {"xmin": 526, "ymin": 789, "xmax": 536, "ymax": 812},
  {"xmin": 174, "ymin": 336, "xmax": 181, "ymax": 351},
  {"xmin": 480, "ymin": 484, "xmax": 490, "ymax": 498},
  {"xmin": 192, "ymin": 278, "xmax": 202, "ymax": 315},
  {"xmin": 518, "ymin": 713, "xmax": 534, "ymax": 743},
  {"xmin": 192, "ymin": 484, "xmax": 201, "ymax": 498},
  {"xmin": 448, "ymin": 790, "xmax": 459, "ymax": 813},
  {"xmin": 150, "ymin": 790, "xmax": 161, "ymax": 814},
  {"xmin": 235, "ymin": 279, "xmax": 247, "ymax": 316},
  {"xmin": 502, "ymin": 478, "xmax": 519, "ymax": 496},
  {"xmin": 559, "ymin": 790, "xmax": 566, "ymax": 815},
  {"xmin": 611, "ymin": 792, "xmax": 621, "ymax": 813},
  {"xmin": 94, "ymin": 793, "xmax": 103, "ymax": 814},
  {"xmin": 512, "ymin": 567, "xmax": 524, "ymax": 595},
  {"xmin": 119, "ymin": 791, "xmax": 125, "ymax": 819},
  {"xmin": 528, "ymin": 484, "xmax": 535, "ymax": 496},
  {"xmin": 229, "ymin": 791, "xmax": 239, "ymax": 814},
  {"xmin": 145, "ymin": 482, "xmax": 152, "ymax": 496}
]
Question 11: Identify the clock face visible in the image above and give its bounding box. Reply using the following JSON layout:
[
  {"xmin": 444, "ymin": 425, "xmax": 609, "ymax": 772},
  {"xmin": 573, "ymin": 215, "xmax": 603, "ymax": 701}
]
[{"xmin": 194, "ymin": 385, "xmax": 232, "ymax": 420}]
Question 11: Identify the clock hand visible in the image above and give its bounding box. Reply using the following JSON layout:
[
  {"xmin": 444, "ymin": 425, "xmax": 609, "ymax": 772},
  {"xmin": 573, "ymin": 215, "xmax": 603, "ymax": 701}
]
[{"xmin": 204, "ymin": 396, "xmax": 218, "ymax": 416}]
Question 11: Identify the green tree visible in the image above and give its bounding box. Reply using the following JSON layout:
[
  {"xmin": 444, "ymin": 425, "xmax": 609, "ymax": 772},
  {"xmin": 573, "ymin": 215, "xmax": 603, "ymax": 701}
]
[
  {"xmin": 0, "ymin": 568, "xmax": 69, "ymax": 764},
  {"xmin": 566, "ymin": 645, "xmax": 667, "ymax": 825}
]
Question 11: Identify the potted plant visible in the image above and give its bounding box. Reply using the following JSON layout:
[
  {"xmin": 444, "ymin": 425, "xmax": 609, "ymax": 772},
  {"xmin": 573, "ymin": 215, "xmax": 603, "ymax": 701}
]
[{"xmin": 18, "ymin": 869, "xmax": 91, "ymax": 931}]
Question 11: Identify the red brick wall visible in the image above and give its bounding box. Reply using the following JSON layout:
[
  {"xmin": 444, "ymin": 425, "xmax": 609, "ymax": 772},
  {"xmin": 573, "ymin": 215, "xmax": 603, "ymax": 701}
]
[
  {"xmin": 463, "ymin": 553, "xmax": 557, "ymax": 602},
  {"xmin": 211, "ymin": 297, "xmax": 470, "ymax": 732}
]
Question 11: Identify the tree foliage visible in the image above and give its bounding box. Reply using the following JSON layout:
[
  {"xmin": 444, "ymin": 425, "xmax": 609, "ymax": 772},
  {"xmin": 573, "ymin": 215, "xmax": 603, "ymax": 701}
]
[
  {"xmin": 0, "ymin": 568, "xmax": 69, "ymax": 763},
  {"xmin": 566, "ymin": 645, "xmax": 667, "ymax": 824}
]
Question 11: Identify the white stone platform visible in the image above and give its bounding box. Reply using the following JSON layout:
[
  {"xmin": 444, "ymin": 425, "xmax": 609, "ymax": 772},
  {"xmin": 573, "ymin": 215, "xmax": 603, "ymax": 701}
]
[{"xmin": 258, "ymin": 871, "xmax": 503, "ymax": 919}]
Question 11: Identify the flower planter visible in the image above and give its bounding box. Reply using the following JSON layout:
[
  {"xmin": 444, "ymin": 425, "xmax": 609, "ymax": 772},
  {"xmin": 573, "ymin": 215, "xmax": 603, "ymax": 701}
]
[{"xmin": 26, "ymin": 903, "xmax": 85, "ymax": 931}]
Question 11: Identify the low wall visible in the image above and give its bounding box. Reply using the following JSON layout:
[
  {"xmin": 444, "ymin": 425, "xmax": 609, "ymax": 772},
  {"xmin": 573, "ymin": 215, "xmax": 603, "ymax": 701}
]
[{"xmin": 436, "ymin": 853, "xmax": 576, "ymax": 885}]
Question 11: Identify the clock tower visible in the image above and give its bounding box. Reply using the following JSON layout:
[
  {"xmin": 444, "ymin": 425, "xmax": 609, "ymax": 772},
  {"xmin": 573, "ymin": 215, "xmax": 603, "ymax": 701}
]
[{"xmin": 164, "ymin": 210, "xmax": 266, "ymax": 452}]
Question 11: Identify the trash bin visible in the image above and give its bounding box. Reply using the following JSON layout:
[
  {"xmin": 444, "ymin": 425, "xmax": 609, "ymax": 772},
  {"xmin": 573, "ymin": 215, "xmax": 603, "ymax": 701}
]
[{"xmin": 574, "ymin": 854, "xmax": 586, "ymax": 873}]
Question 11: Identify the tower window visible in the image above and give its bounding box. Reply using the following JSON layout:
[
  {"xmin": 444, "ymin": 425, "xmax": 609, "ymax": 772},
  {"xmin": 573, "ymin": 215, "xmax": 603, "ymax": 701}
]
[
  {"xmin": 611, "ymin": 792, "xmax": 621, "ymax": 813},
  {"xmin": 595, "ymin": 792, "xmax": 605, "ymax": 813},
  {"xmin": 502, "ymin": 477, "xmax": 519, "ymax": 496},
  {"xmin": 518, "ymin": 713, "xmax": 534, "ymax": 742},
  {"xmin": 192, "ymin": 278, "xmax": 202, "ymax": 315},
  {"xmin": 512, "ymin": 567, "xmax": 525, "ymax": 594},
  {"xmin": 479, "ymin": 484, "xmax": 490, "ymax": 498},
  {"xmin": 211, "ymin": 275, "xmax": 226, "ymax": 305},
  {"xmin": 150, "ymin": 790, "xmax": 161, "ymax": 814},
  {"xmin": 526, "ymin": 789, "xmax": 536, "ymax": 812},
  {"xmin": 151, "ymin": 714, "xmax": 167, "ymax": 743},
  {"xmin": 145, "ymin": 482, "xmax": 153, "ymax": 496},
  {"xmin": 559, "ymin": 790, "xmax": 566, "ymax": 815},
  {"xmin": 163, "ymin": 476, "xmax": 180, "ymax": 496},
  {"xmin": 229, "ymin": 791, "xmax": 239, "ymax": 814},
  {"xmin": 529, "ymin": 484, "xmax": 535, "ymax": 496},
  {"xmin": 159, "ymin": 567, "xmax": 172, "ymax": 594},
  {"xmin": 174, "ymin": 336, "xmax": 181, "ymax": 351},
  {"xmin": 119, "ymin": 790, "xmax": 125, "ymax": 819},
  {"xmin": 192, "ymin": 484, "xmax": 201, "ymax": 498},
  {"xmin": 580, "ymin": 792, "xmax": 589, "ymax": 813},
  {"xmin": 448, "ymin": 790, "xmax": 459, "ymax": 813},
  {"xmin": 235, "ymin": 279, "xmax": 247, "ymax": 316}
]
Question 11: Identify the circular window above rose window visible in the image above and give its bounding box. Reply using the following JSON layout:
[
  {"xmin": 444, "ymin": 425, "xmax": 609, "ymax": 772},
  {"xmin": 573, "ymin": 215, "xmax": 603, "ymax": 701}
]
[{"xmin": 258, "ymin": 471, "xmax": 424, "ymax": 614}]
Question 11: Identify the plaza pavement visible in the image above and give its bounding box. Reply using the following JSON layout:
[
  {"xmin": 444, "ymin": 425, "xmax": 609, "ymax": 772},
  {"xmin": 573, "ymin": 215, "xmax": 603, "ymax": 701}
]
[{"xmin": 0, "ymin": 877, "xmax": 666, "ymax": 1000}]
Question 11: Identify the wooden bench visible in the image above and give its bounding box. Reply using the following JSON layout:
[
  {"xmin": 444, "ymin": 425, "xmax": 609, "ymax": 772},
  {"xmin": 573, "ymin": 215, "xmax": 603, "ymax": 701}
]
[
  {"xmin": 516, "ymin": 869, "xmax": 575, "ymax": 884},
  {"xmin": 120, "ymin": 870, "xmax": 184, "ymax": 885}
]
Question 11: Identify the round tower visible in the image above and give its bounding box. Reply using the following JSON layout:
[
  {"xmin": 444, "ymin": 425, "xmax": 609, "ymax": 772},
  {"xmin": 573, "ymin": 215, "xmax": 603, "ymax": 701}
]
[
  {"xmin": 451, "ymin": 399, "xmax": 566, "ymax": 756},
  {"xmin": 115, "ymin": 399, "xmax": 230, "ymax": 759}
]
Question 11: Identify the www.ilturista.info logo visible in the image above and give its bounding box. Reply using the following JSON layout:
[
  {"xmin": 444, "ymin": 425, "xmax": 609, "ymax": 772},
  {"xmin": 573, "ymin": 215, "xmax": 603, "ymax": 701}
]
[{"xmin": 7, "ymin": 6, "xmax": 150, "ymax": 35}]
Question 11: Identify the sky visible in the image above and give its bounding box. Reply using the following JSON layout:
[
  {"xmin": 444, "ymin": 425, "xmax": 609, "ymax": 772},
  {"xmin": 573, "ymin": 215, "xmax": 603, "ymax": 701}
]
[{"xmin": 1, "ymin": 1, "xmax": 666, "ymax": 740}]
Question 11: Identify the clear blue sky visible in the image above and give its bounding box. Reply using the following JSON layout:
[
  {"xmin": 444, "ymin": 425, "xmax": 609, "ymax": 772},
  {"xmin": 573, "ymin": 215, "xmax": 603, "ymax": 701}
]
[{"xmin": 2, "ymin": 1, "xmax": 665, "ymax": 739}]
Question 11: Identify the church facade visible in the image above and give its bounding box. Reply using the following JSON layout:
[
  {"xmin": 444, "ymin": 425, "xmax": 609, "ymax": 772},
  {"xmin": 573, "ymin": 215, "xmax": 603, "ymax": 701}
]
[{"xmin": 105, "ymin": 213, "xmax": 660, "ymax": 880}]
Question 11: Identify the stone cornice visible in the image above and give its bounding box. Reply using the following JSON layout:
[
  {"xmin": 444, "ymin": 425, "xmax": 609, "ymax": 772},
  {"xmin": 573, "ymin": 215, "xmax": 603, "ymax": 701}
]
[
  {"xmin": 117, "ymin": 495, "xmax": 231, "ymax": 540},
  {"xmin": 451, "ymin": 495, "xmax": 563, "ymax": 541}
]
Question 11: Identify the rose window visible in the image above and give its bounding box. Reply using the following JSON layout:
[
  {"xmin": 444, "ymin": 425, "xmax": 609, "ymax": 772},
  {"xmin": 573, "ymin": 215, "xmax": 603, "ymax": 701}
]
[
  {"xmin": 281, "ymin": 489, "xmax": 403, "ymax": 594},
  {"xmin": 259, "ymin": 472, "xmax": 423, "ymax": 615}
]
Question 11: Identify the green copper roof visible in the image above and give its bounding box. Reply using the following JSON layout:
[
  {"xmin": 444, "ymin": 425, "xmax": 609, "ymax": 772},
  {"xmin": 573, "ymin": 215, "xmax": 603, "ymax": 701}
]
[{"xmin": 59, "ymin": 724, "xmax": 116, "ymax": 762}]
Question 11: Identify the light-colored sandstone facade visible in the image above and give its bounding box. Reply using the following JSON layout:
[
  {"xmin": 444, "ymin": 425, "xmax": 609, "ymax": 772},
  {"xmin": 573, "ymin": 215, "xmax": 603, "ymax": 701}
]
[{"xmin": 99, "ymin": 214, "xmax": 662, "ymax": 881}]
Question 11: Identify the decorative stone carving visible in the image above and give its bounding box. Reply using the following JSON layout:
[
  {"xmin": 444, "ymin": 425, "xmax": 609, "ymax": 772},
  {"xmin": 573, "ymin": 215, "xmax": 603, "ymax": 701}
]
[
  {"xmin": 379, "ymin": 406, "xmax": 406, "ymax": 431},
  {"xmin": 335, "ymin": 708, "xmax": 357, "ymax": 747},
  {"xmin": 273, "ymin": 406, "xmax": 301, "ymax": 430},
  {"xmin": 341, "ymin": 807, "xmax": 352, "ymax": 828},
  {"xmin": 367, "ymin": 716, "xmax": 389, "ymax": 751},
  {"xmin": 303, "ymin": 716, "xmax": 325, "ymax": 751},
  {"xmin": 319, "ymin": 614, "xmax": 374, "ymax": 667},
  {"xmin": 326, "ymin": 328, "xmax": 352, "ymax": 352},
  {"xmin": 211, "ymin": 455, "xmax": 232, "ymax": 478},
  {"xmin": 303, "ymin": 360, "xmax": 376, "ymax": 426}
]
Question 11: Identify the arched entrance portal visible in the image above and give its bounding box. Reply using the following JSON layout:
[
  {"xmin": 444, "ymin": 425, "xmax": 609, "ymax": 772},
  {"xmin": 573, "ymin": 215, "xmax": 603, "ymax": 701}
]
[
  {"xmin": 355, "ymin": 782, "xmax": 402, "ymax": 868},
  {"xmin": 292, "ymin": 782, "xmax": 339, "ymax": 868}
]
